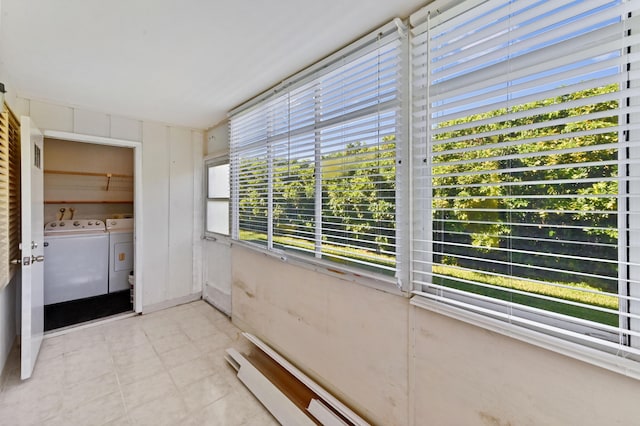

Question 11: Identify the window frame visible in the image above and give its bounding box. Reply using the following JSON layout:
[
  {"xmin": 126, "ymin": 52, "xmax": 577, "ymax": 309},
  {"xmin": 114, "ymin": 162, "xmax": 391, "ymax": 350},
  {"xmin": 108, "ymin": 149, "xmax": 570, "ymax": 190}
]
[
  {"xmin": 204, "ymin": 155, "xmax": 230, "ymax": 239},
  {"xmin": 229, "ymin": 20, "xmax": 410, "ymax": 292},
  {"xmin": 219, "ymin": 0, "xmax": 640, "ymax": 379},
  {"xmin": 408, "ymin": 0, "xmax": 640, "ymax": 377}
]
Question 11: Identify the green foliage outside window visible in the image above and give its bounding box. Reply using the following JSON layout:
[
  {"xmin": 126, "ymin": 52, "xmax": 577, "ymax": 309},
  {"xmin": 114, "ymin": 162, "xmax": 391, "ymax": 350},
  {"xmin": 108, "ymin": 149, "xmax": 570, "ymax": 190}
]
[
  {"xmin": 432, "ymin": 84, "xmax": 620, "ymax": 325},
  {"xmin": 238, "ymin": 136, "xmax": 397, "ymax": 273}
]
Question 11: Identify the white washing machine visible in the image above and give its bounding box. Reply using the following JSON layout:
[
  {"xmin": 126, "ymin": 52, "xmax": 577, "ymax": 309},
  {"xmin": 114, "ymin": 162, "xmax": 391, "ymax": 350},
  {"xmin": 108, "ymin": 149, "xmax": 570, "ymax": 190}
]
[
  {"xmin": 106, "ymin": 218, "xmax": 134, "ymax": 293},
  {"xmin": 43, "ymin": 219, "xmax": 109, "ymax": 305}
]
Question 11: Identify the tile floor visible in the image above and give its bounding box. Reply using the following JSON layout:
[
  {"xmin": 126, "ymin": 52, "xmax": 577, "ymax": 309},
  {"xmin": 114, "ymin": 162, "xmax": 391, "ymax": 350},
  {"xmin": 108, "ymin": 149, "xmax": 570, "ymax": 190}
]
[{"xmin": 0, "ymin": 300, "xmax": 278, "ymax": 425}]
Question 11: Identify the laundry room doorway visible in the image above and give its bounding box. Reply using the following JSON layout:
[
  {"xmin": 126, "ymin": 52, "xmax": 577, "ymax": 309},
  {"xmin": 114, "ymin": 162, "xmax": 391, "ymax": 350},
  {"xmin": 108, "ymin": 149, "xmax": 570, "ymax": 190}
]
[{"xmin": 39, "ymin": 130, "xmax": 143, "ymax": 331}]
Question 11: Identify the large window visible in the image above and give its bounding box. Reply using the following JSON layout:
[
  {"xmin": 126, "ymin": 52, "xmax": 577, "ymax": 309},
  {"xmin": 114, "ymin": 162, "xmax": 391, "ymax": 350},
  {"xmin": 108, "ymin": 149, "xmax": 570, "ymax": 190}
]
[
  {"xmin": 227, "ymin": 0, "xmax": 640, "ymax": 368},
  {"xmin": 411, "ymin": 0, "xmax": 640, "ymax": 360},
  {"xmin": 230, "ymin": 20, "xmax": 407, "ymax": 280}
]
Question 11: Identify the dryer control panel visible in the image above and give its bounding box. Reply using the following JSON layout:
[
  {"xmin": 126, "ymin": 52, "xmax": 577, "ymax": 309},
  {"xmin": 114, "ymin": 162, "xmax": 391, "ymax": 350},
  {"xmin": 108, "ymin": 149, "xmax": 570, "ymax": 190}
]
[{"xmin": 106, "ymin": 218, "xmax": 134, "ymax": 231}]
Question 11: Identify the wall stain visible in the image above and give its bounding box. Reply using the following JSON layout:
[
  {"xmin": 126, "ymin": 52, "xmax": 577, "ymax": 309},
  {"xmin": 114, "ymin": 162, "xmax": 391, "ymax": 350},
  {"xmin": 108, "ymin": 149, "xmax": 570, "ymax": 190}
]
[
  {"xmin": 419, "ymin": 327, "xmax": 433, "ymax": 339},
  {"xmin": 386, "ymin": 396, "xmax": 397, "ymax": 408},
  {"xmin": 234, "ymin": 280, "xmax": 255, "ymax": 298},
  {"xmin": 286, "ymin": 308, "xmax": 310, "ymax": 326},
  {"xmin": 479, "ymin": 411, "xmax": 513, "ymax": 426}
]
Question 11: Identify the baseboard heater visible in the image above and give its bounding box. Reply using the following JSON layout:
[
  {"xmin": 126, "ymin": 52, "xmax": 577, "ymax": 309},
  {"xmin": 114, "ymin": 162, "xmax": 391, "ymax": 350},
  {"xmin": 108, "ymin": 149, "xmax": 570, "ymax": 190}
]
[{"xmin": 225, "ymin": 332, "xmax": 371, "ymax": 426}]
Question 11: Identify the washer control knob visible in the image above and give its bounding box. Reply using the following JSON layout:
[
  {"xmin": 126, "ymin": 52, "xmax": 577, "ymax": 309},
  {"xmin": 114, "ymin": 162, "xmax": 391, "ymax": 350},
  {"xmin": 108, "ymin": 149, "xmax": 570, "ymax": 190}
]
[
  {"xmin": 50, "ymin": 223, "xmax": 57, "ymax": 228},
  {"xmin": 88, "ymin": 221, "xmax": 94, "ymax": 225},
  {"xmin": 73, "ymin": 221, "xmax": 80, "ymax": 227},
  {"xmin": 59, "ymin": 222, "xmax": 65, "ymax": 227}
]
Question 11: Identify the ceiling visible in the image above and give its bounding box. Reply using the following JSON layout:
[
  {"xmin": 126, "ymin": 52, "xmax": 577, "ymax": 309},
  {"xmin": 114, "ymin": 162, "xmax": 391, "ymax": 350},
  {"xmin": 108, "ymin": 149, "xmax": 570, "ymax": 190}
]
[{"xmin": 0, "ymin": 0, "xmax": 427, "ymax": 130}]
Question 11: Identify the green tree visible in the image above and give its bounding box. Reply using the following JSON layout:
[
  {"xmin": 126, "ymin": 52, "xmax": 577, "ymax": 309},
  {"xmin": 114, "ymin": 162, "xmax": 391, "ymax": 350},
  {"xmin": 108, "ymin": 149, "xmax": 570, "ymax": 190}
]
[
  {"xmin": 238, "ymin": 135, "xmax": 398, "ymax": 269},
  {"xmin": 321, "ymin": 137, "xmax": 396, "ymax": 256},
  {"xmin": 432, "ymin": 84, "xmax": 620, "ymax": 302}
]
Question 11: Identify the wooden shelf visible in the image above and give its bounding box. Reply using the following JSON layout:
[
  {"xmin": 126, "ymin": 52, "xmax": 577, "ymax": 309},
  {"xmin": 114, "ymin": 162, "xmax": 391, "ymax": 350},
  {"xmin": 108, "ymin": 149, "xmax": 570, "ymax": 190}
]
[
  {"xmin": 44, "ymin": 169, "xmax": 133, "ymax": 178},
  {"xmin": 44, "ymin": 200, "xmax": 133, "ymax": 204}
]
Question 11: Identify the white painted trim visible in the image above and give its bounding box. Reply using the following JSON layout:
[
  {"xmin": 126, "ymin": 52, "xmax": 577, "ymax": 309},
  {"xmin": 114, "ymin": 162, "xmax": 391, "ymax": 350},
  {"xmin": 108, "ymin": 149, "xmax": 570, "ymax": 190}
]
[
  {"xmin": 203, "ymin": 285, "xmax": 231, "ymax": 316},
  {"xmin": 202, "ymin": 296, "xmax": 231, "ymax": 318},
  {"xmin": 133, "ymin": 144, "xmax": 143, "ymax": 313},
  {"xmin": 407, "ymin": 295, "xmax": 417, "ymax": 426},
  {"xmin": 410, "ymin": 296, "xmax": 640, "ymax": 381},
  {"xmin": 44, "ymin": 130, "xmax": 138, "ymax": 148},
  {"xmin": 42, "ymin": 130, "xmax": 144, "ymax": 313},
  {"xmin": 141, "ymin": 292, "xmax": 201, "ymax": 314},
  {"xmin": 203, "ymin": 152, "xmax": 230, "ymax": 162}
]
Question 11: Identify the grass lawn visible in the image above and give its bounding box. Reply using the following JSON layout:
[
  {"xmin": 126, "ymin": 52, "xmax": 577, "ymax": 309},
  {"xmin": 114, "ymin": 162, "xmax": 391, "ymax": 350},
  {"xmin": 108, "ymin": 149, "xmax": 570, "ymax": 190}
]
[
  {"xmin": 239, "ymin": 230, "xmax": 396, "ymax": 272},
  {"xmin": 433, "ymin": 265, "xmax": 619, "ymax": 326}
]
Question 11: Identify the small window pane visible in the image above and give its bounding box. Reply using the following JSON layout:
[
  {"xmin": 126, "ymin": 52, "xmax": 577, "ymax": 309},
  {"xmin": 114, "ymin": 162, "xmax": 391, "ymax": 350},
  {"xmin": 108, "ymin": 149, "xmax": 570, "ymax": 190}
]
[
  {"xmin": 207, "ymin": 200, "xmax": 229, "ymax": 235},
  {"xmin": 208, "ymin": 164, "xmax": 230, "ymax": 198}
]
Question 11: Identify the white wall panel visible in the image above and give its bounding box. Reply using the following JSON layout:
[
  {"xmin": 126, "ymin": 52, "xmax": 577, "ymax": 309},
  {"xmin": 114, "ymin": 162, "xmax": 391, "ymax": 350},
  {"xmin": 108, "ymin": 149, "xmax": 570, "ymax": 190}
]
[
  {"xmin": 29, "ymin": 100, "xmax": 73, "ymax": 132},
  {"xmin": 111, "ymin": 116, "xmax": 142, "ymax": 142},
  {"xmin": 0, "ymin": 64, "xmax": 17, "ymax": 109},
  {"xmin": 141, "ymin": 122, "xmax": 170, "ymax": 307},
  {"xmin": 205, "ymin": 120, "xmax": 229, "ymax": 155},
  {"xmin": 204, "ymin": 239, "xmax": 231, "ymax": 315},
  {"xmin": 73, "ymin": 109, "xmax": 109, "ymax": 137},
  {"xmin": 168, "ymin": 127, "xmax": 194, "ymax": 300},
  {"xmin": 11, "ymin": 97, "xmax": 30, "ymax": 118},
  {"xmin": 192, "ymin": 131, "xmax": 204, "ymax": 295},
  {"xmin": 232, "ymin": 246, "xmax": 409, "ymax": 425},
  {"xmin": 410, "ymin": 306, "xmax": 640, "ymax": 424},
  {"xmin": 232, "ymin": 244, "xmax": 640, "ymax": 425}
]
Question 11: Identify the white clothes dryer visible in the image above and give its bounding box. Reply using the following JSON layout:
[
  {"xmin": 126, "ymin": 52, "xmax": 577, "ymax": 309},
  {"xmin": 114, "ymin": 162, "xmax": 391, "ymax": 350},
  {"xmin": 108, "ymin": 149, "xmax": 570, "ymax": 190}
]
[
  {"xmin": 106, "ymin": 218, "xmax": 134, "ymax": 293},
  {"xmin": 43, "ymin": 219, "xmax": 109, "ymax": 305}
]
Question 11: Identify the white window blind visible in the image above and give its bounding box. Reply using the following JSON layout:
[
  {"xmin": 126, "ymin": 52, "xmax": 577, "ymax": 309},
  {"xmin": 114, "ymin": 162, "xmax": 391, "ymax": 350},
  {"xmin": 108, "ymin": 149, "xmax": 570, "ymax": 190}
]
[
  {"xmin": 411, "ymin": 0, "xmax": 640, "ymax": 358},
  {"xmin": 231, "ymin": 20, "xmax": 406, "ymax": 278}
]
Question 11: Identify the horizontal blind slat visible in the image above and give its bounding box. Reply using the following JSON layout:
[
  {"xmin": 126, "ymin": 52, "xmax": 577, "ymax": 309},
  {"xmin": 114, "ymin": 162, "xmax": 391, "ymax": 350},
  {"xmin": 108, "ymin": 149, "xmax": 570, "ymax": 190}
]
[
  {"xmin": 231, "ymin": 20, "xmax": 402, "ymax": 275},
  {"xmin": 411, "ymin": 0, "xmax": 640, "ymax": 358}
]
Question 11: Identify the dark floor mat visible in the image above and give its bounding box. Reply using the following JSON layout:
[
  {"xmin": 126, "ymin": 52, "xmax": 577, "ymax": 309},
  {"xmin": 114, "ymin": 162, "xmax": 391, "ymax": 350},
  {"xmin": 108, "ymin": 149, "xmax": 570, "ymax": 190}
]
[{"xmin": 44, "ymin": 291, "xmax": 132, "ymax": 331}]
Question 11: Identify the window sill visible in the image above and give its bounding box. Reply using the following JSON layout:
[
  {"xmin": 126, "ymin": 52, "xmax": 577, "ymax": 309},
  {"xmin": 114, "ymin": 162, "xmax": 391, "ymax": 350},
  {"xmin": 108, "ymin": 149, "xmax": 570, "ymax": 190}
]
[
  {"xmin": 410, "ymin": 295, "xmax": 640, "ymax": 381},
  {"xmin": 231, "ymin": 240, "xmax": 407, "ymax": 297},
  {"xmin": 204, "ymin": 233, "xmax": 231, "ymax": 244}
]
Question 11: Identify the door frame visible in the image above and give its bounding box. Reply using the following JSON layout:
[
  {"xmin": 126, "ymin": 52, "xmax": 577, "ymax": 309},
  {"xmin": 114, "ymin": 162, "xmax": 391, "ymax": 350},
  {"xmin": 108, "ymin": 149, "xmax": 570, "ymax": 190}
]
[{"xmin": 42, "ymin": 130, "xmax": 144, "ymax": 313}]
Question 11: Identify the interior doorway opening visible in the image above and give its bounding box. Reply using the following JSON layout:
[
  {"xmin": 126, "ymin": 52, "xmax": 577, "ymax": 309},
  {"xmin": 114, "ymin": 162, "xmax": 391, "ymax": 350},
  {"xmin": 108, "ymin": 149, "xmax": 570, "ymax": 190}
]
[{"xmin": 40, "ymin": 131, "xmax": 143, "ymax": 331}]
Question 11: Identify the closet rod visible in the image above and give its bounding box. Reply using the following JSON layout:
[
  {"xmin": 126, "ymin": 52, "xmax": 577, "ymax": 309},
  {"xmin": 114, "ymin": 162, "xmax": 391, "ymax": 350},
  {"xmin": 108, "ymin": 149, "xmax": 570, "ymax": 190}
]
[
  {"xmin": 44, "ymin": 169, "xmax": 133, "ymax": 178},
  {"xmin": 44, "ymin": 200, "xmax": 133, "ymax": 204}
]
